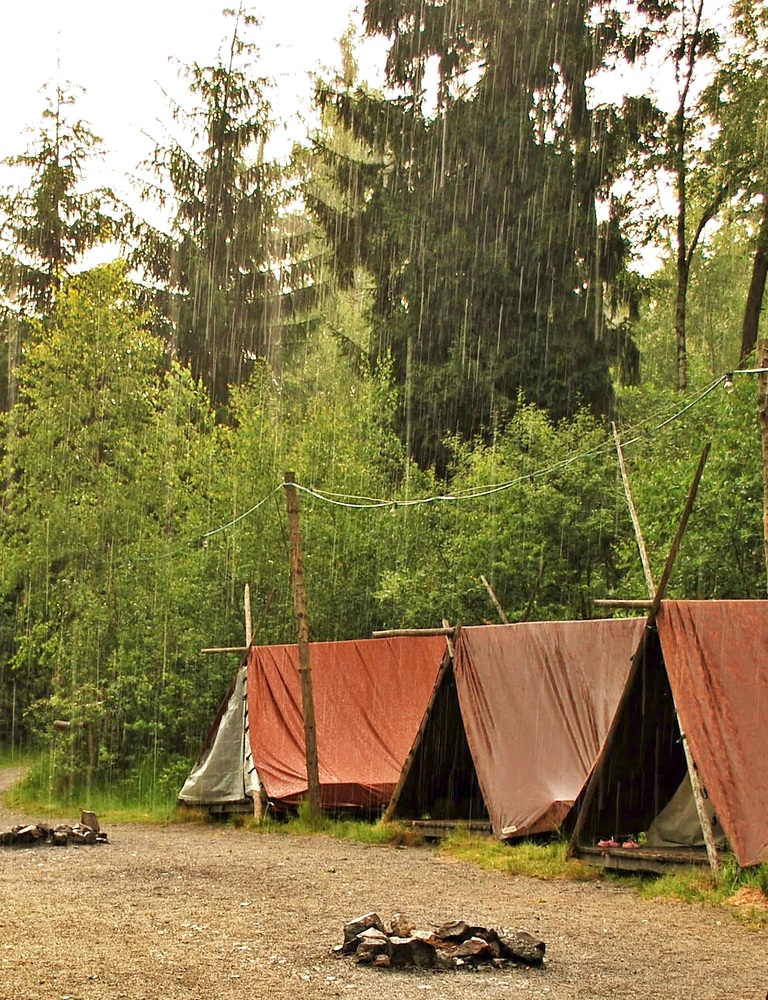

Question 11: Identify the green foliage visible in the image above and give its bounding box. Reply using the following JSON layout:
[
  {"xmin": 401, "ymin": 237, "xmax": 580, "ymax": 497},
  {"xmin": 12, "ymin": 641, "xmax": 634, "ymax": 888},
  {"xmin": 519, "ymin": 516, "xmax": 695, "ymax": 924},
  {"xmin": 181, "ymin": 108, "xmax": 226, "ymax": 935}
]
[
  {"xmin": 134, "ymin": 8, "xmax": 315, "ymax": 408},
  {"xmin": 0, "ymin": 82, "xmax": 125, "ymax": 408},
  {"xmin": 311, "ymin": 0, "xmax": 645, "ymax": 471},
  {"xmin": 375, "ymin": 403, "xmax": 625, "ymax": 625},
  {"xmin": 614, "ymin": 375, "xmax": 764, "ymax": 600}
]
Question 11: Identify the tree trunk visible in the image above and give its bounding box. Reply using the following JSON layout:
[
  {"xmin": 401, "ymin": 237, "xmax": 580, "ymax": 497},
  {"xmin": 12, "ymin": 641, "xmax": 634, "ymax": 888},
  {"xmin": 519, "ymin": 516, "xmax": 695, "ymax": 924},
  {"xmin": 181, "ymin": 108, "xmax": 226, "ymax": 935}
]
[
  {"xmin": 674, "ymin": 98, "xmax": 688, "ymax": 394},
  {"xmin": 740, "ymin": 199, "xmax": 768, "ymax": 364},
  {"xmin": 758, "ymin": 341, "xmax": 768, "ymax": 595},
  {"xmin": 675, "ymin": 257, "xmax": 689, "ymax": 393}
]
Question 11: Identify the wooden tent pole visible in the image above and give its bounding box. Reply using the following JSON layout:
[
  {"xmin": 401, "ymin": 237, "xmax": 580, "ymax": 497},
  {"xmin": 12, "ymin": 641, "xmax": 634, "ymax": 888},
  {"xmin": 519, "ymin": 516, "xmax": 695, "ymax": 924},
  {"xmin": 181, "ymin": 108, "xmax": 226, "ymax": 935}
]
[
  {"xmin": 613, "ymin": 421, "xmax": 656, "ymax": 595},
  {"xmin": 244, "ymin": 583, "xmax": 253, "ymax": 647},
  {"xmin": 284, "ymin": 472, "xmax": 321, "ymax": 821},
  {"xmin": 567, "ymin": 444, "xmax": 712, "ymax": 862},
  {"xmin": 201, "ymin": 646, "xmax": 249, "ymax": 654},
  {"xmin": 594, "ymin": 599, "xmax": 653, "ymax": 609}
]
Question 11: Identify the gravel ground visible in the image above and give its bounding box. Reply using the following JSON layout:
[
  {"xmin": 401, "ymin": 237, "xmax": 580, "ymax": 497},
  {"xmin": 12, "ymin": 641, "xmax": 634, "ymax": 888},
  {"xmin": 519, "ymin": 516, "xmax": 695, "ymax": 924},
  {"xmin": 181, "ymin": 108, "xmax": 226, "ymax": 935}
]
[{"xmin": 0, "ymin": 769, "xmax": 766, "ymax": 1000}]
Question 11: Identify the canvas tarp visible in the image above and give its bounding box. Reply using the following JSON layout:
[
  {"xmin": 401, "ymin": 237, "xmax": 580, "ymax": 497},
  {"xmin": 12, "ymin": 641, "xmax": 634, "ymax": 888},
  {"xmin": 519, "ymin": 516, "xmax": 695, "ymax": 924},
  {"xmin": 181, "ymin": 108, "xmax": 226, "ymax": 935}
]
[
  {"xmin": 247, "ymin": 635, "xmax": 447, "ymax": 809},
  {"xmin": 646, "ymin": 773, "xmax": 725, "ymax": 849},
  {"xmin": 655, "ymin": 600, "xmax": 768, "ymax": 867},
  {"xmin": 179, "ymin": 666, "xmax": 260, "ymax": 806},
  {"xmin": 454, "ymin": 618, "xmax": 646, "ymax": 838}
]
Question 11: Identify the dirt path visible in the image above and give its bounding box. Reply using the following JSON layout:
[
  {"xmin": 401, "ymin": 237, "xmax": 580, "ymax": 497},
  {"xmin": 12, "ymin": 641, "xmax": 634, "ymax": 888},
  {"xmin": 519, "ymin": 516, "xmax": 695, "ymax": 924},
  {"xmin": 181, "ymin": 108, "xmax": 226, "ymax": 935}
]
[{"xmin": 0, "ymin": 771, "xmax": 766, "ymax": 1000}]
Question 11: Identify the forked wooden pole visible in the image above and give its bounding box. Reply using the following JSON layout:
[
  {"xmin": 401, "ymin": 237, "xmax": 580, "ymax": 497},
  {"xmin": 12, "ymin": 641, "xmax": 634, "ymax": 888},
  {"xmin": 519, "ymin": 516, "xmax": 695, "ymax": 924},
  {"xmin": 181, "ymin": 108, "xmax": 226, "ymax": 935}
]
[
  {"xmin": 615, "ymin": 438, "xmax": 719, "ymax": 873},
  {"xmin": 284, "ymin": 472, "xmax": 321, "ymax": 820}
]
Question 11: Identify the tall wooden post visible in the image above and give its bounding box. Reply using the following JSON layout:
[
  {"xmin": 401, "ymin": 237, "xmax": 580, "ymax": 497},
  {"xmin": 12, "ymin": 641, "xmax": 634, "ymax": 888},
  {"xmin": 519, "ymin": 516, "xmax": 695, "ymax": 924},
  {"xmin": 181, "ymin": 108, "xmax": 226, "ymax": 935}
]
[
  {"xmin": 244, "ymin": 583, "xmax": 253, "ymax": 647},
  {"xmin": 758, "ymin": 340, "xmax": 768, "ymax": 595},
  {"xmin": 283, "ymin": 472, "xmax": 321, "ymax": 819}
]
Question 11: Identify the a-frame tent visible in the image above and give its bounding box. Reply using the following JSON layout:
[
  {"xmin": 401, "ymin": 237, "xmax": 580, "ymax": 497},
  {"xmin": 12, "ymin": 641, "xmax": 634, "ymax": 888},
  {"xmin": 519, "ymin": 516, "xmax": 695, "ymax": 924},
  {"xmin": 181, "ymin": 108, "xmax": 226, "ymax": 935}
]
[
  {"xmin": 569, "ymin": 600, "xmax": 768, "ymax": 870},
  {"xmin": 247, "ymin": 635, "xmax": 448, "ymax": 810},
  {"xmin": 385, "ymin": 617, "xmax": 646, "ymax": 839},
  {"xmin": 180, "ymin": 634, "xmax": 449, "ymax": 813}
]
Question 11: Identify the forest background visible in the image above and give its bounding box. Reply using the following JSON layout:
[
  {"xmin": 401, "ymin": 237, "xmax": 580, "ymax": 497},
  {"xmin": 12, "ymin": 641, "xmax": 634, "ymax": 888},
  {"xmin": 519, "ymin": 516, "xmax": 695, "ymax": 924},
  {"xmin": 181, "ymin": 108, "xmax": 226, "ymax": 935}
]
[{"xmin": 1, "ymin": 0, "xmax": 767, "ymax": 803}]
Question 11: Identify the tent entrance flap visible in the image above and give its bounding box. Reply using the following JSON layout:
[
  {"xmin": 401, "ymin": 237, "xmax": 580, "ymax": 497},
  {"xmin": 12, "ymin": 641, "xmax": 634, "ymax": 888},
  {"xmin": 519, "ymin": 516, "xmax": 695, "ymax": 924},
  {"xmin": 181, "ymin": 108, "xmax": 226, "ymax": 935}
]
[
  {"xmin": 570, "ymin": 629, "xmax": 687, "ymax": 846},
  {"xmin": 389, "ymin": 662, "xmax": 489, "ymax": 824}
]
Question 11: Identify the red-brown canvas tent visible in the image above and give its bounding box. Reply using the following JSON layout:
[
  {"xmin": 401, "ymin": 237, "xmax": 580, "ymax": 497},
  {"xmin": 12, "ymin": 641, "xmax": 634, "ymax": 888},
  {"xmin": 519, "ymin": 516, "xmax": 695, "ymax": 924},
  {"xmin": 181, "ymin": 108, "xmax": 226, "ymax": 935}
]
[
  {"xmin": 385, "ymin": 617, "xmax": 646, "ymax": 839},
  {"xmin": 246, "ymin": 635, "xmax": 448, "ymax": 810},
  {"xmin": 569, "ymin": 600, "xmax": 768, "ymax": 869}
]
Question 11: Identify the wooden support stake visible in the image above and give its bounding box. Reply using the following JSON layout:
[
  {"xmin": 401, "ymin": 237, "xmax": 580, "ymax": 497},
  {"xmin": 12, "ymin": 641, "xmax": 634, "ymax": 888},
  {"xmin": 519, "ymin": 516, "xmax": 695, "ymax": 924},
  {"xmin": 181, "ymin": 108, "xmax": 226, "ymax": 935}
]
[
  {"xmin": 480, "ymin": 575, "xmax": 510, "ymax": 624},
  {"xmin": 442, "ymin": 619, "xmax": 456, "ymax": 659},
  {"xmin": 284, "ymin": 472, "xmax": 321, "ymax": 821},
  {"xmin": 568, "ymin": 444, "xmax": 717, "ymax": 868},
  {"xmin": 613, "ymin": 421, "xmax": 656, "ymax": 596}
]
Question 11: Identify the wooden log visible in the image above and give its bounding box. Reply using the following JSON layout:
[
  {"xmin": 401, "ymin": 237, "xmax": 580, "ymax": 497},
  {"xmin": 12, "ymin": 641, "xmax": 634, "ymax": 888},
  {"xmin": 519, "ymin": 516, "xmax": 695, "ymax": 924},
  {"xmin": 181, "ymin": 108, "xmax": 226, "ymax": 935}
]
[
  {"xmin": 200, "ymin": 646, "xmax": 250, "ymax": 654},
  {"xmin": 759, "ymin": 339, "xmax": 768, "ymax": 594},
  {"xmin": 372, "ymin": 627, "xmax": 455, "ymax": 638},
  {"xmin": 594, "ymin": 599, "xmax": 654, "ymax": 609},
  {"xmin": 244, "ymin": 583, "xmax": 253, "ymax": 647}
]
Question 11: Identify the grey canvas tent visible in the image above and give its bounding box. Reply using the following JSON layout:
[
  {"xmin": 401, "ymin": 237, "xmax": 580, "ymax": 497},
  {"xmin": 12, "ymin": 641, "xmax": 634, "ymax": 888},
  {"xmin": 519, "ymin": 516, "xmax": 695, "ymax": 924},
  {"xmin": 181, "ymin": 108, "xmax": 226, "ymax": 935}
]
[
  {"xmin": 179, "ymin": 666, "xmax": 261, "ymax": 810},
  {"xmin": 568, "ymin": 600, "xmax": 768, "ymax": 871},
  {"xmin": 385, "ymin": 617, "xmax": 646, "ymax": 839}
]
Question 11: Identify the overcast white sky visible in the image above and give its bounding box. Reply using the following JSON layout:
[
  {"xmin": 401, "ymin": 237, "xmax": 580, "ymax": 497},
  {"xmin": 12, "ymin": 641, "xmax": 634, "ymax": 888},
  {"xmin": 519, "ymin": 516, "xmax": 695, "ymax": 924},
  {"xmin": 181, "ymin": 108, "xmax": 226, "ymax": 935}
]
[{"xmin": 0, "ymin": 1, "xmax": 383, "ymax": 204}]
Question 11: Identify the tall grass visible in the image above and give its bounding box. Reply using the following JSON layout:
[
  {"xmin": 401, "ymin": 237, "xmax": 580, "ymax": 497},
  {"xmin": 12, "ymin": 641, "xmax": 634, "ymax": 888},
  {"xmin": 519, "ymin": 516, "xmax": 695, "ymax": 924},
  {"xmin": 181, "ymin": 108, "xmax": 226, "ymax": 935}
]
[{"xmin": 2, "ymin": 752, "xmax": 185, "ymax": 824}]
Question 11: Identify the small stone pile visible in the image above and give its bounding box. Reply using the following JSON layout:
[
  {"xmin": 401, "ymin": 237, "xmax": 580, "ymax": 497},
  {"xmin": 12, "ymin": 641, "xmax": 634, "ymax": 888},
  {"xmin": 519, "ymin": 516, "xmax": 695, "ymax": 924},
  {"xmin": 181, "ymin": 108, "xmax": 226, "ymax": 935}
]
[
  {"xmin": 333, "ymin": 912, "xmax": 545, "ymax": 971},
  {"xmin": 0, "ymin": 811, "xmax": 107, "ymax": 847}
]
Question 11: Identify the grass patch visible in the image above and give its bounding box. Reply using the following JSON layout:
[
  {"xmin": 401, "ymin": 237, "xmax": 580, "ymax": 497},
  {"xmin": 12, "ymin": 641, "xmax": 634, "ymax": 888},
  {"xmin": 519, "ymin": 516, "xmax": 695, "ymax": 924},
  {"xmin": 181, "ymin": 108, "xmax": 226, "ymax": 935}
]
[
  {"xmin": 633, "ymin": 859, "xmax": 768, "ymax": 928},
  {"xmin": 234, "ymin": 801, "xmax": 425, "ymax": 846},
  {"xmin": 437, "ymin": 828, "xmax": 601, "ymax": 881}
]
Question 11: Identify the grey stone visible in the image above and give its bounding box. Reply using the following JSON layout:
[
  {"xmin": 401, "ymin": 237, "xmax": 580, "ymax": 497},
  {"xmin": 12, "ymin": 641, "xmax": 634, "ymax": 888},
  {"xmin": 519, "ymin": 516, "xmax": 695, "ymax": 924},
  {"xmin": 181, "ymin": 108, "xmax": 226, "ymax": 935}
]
[
  {"xmin": 389, "ymin": 935, "xmax": 436, "ymax": 968},
  {"xmin": 343, "ymin": 912, "xmax": 386, "ymax": 952},
  {"xmin": 354, "ymin": 929, "xmax": 390, "ymax": 964},
  {"xmin": 454, "ymin": 937, "xmax": 493, "ymax": 963},
  {"xmin": 80, "ymin": 811, "xmax": 100, "ymax": 833},
  {"xmin": 499, "ymin": 931, "xmax": 546, "ymax": 966}
]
